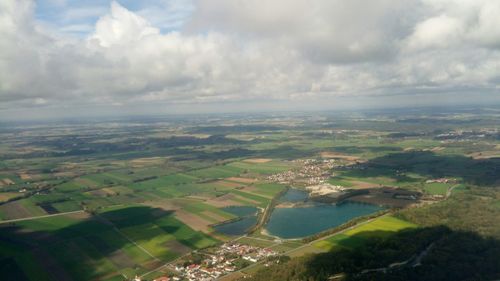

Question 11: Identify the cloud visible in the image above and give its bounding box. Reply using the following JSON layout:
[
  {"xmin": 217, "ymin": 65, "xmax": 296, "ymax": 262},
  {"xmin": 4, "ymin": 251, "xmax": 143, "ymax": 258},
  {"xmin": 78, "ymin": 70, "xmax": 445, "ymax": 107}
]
[
  {"xmin": 0, "ymin": 0, "xmax": 499, "ymax": 116},
  {"xmin": 89, "ymin": 1, "xmax": 160, "ymax": 47}
]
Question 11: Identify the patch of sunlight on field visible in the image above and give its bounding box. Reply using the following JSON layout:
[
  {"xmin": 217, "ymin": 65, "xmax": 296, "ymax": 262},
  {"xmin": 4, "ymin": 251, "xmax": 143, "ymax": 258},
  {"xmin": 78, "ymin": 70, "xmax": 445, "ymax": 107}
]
[{"xmin": 313, "ymin": 216, "xmax": 417, "ymax": 251}]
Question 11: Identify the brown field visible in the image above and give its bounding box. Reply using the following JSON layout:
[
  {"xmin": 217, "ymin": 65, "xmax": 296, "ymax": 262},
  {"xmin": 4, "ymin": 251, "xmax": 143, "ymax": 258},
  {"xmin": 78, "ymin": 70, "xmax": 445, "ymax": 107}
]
[
  {"xmin": 109, "ymin": 249, "xmax": 135, "ymax": 268},
  {"xmin": 1, "ymin": 178, "xmax": 15, "ymax": 185},
  {"xmin": 214, "ymin": 180, "xmax": 243, "ymax": 188},
  {"xmin": 201, "ymin": 210, "xmax": 227, "ymax": 222},
  {"xmin": 226, "ymin": 177, "xmax": 257, "ymax": 184},
  {"xmin": 320, "ymin": 152, "xmax": 360, "ymax": 161},
  {"xmin": 186, "ymin": 195, "xmax": 212, "ymax": 201},
  {"xmin": 0, "ymin": 201, "xmax": 35, "ymax": 220},
  {"xmin": 349, "ymin": 180, "xmax": 382, "ymax": 189},
  {"xmin": 243, "ymin": 158, "xmax": 272, "ymax": 163},
  {"xmin": 0, "ymin": 192, "xmax": 22, "ymax": 202},
  {"xmin": 174, "ymin": 210, "xmax": 212, "ymax": 232},
  {"xmin": 165, "ymin": 240, "xmax": 192, "ymax": 255},
  {"xmin": 89, "ymin": 188, "xmax": 116, "ymax": 197},
  {"xmin": 205, "ymin": 193, "xmax": 244, "ymax": 208},
  {"xmin": 19, "ymin": 173, "xmax": 32, "ymax": 180},
  {"xmin": 143, "ymin": 200, "xmax": 181, "ymax": 211},
  {"xmin": 65, "ymin": 211, "xmax": 89, "ymax": 220}
]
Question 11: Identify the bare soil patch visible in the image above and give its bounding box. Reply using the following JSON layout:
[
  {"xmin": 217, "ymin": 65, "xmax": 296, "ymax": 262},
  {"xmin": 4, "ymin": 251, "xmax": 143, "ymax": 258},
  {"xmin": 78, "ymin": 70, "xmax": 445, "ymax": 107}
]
[
  {"xmin": 109, "ymin": 249, "xmax": 135, "ymax": 268},
  {"xmin": 226, "ymin": 177, "xmax": 257, "ymax": 184},
  {"xmin": 0, "ymin": 201, "xmax": 33, "ymax": 219},
  {"xmin": 349, "ymin": 181, "xmax": 382, "ymax": 189},
  {"xmin": 129, "ymin": 157, "xmax": 165, "ymax": 167},
  {"xmin": 174, "ymin": 210, "xmax": 211, "ymax": 232},
  {"xmin": 243, "ymin": 158, "xmax": 272, "ymax": 163},
  {"xmin": 66, "ymin": 211, "xmax": 89, "ymax": 220},
  {"xmin": 165, "ymin": 240, "xmax": 192, "ymax": 255},
  {"xmin": 205, "ymin": 193, "xmax": 244, "ymax": 208},
  {"xmin": 0, "ymin": 192, "xmax": 21, "ymax": 202},
  {"xmin": 143, "ymin": 200, "xmax": 181, "ymax": 211},
  {"xmin": 1, "ymin": 178, "xmax": 15, "ymax": 185},
  {"xmin": 19, "ymin": 173, "xmax": 32, "ymax": 180},
  {"xmin": 201, "ymin": 210, "xmax": 227, "ymax": 222},
  {"xmin": 320, "ymin": 152, "xmax": 360, "ymax": 161},
  {"xmin": 214, "ymin": 180, "xmax": 243, "ymax": 188}
]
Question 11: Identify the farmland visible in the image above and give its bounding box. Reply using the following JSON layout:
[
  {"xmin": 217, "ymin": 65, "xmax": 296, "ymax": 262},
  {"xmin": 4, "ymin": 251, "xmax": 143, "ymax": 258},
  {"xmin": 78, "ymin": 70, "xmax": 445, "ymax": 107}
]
[{"xmin": 0, "ymin": 108, "xmax": 499, "ymax": 280}]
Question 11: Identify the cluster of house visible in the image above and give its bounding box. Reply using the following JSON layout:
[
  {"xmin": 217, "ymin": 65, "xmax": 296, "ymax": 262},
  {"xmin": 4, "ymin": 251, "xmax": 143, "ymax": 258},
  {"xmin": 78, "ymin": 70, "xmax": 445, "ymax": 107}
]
[
  {"xmin": 267, "ymin": 159, "xmax": 337, "ymax": 185},
  {"xmin": 435, "ymin": 129, "xmax": 498, "ymax": 140},
  {"xmin": 171, "ymin": 243, "xmax": 278, "ymax": 281},
  {"xmin": 425, "ymin": 178, "xmax": 456, "ymax": 184}
]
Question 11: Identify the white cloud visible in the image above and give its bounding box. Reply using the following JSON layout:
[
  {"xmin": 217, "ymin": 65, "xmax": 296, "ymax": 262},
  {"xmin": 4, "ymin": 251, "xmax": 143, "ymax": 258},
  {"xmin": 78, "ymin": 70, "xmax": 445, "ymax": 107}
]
[
  {"xmin": 0, "ymin": 0, "xmax": 499, "ymax": 116},
  {"xmin": 89, "ymin": 1, "xmax": 160, "ymax": 47}
]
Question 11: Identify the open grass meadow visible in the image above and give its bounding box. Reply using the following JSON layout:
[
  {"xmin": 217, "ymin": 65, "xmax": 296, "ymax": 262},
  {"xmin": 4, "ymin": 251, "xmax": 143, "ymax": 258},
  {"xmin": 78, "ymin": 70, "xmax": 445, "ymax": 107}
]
[
  {"xmin": 423, "ymin": 182, "xmax": 451, "ymax": 195},
  {"xmin": 313, "ymin": 215, "xmax": 418, "ymax": 251}
]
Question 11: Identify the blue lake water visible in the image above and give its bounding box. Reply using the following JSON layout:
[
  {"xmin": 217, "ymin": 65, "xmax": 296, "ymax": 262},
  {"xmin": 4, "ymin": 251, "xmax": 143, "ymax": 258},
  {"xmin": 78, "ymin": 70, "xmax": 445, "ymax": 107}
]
[
  {"xmin": 213, "ymin": 206, "xmax": 259, "ymax": 236},
  {"xmin": 214, "ymin": 189, "xmax": 384, "ymax": 238},
  {"xmin": 278, "ymin": 188, "xmax": 308, "ymax": 202},
  {"xmin": 265, "ymin": 189, "xmax": 384, "ymax": 239},
  {"xmin": 213, "ymin": 216, "xmax": 258, "ymax": 236}
]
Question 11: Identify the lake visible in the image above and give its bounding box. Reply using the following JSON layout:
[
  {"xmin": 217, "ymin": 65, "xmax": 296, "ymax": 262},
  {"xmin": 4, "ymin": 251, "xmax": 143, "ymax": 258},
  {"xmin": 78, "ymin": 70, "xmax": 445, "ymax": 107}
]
[
  {"xmin": 213, "ymin": 206, "xmax": 259, "ymax": 236},
  {"xmin": 265, "ymin": 189, "xmax": 384, "ymax": 239},
  {"xmin": 214, "ymin": 190, "xmax": 384, "ymax": 238}
]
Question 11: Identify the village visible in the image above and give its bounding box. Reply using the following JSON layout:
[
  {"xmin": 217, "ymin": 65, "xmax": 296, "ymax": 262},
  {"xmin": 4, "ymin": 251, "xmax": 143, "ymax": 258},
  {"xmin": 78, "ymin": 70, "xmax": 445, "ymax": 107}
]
[
  {"xmin": 133, "ymin": 243, "xmax": 279, "ymax": 281},
  {"xmin": 266, "ymin": 158, "xmax": 341, "ymax": 185}
]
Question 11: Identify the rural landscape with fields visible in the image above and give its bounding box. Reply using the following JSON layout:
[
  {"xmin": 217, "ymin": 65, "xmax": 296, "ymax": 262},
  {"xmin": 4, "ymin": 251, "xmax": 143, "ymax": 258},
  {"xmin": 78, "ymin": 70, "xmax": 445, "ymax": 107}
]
[
  {"xmin": 0, "ymin": 108, "xmax": 499, "ymax": 281},
  {"xmin": 2, "ymin": 0, "xmax": 500, "ymax": 280}
]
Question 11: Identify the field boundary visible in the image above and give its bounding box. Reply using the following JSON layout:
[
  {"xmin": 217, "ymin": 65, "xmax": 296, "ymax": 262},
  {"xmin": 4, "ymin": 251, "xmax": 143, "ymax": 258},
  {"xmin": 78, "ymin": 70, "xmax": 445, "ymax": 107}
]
[{"xmin": 0, "ymin": 210, "xmax": 84, "ymax": 224}]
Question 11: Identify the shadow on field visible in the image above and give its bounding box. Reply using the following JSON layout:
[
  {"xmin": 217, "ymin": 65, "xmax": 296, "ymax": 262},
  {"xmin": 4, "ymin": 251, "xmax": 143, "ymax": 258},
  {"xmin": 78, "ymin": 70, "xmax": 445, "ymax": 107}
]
[
  {"xmin": 0, "ymin": 206, "xmax": 213, "ymax": 281},
  {"xmin": 343, "ymin": 151, "xmax": 500, "ymax": 186},
  {"xmin": 247, "ymin": 226, "xmax": 500, "ymax": 281}
]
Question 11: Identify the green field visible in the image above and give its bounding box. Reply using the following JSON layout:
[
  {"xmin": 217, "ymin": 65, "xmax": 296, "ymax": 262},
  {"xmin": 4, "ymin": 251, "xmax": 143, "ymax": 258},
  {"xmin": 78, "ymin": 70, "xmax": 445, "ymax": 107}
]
[
  {"xmin": 423, "ymin": 182, "xmax": 451, "ymax": 195},
  {"xmin": 313, "ymin": 216, "xmax": 418, "ymax": 251},
  {"xmin": 0, "ymin": 110, "xmax": 498, "ymax": 280},
  {"xmin": 0, "ymin": 206, "xmax": 219, "ymax": 281}
]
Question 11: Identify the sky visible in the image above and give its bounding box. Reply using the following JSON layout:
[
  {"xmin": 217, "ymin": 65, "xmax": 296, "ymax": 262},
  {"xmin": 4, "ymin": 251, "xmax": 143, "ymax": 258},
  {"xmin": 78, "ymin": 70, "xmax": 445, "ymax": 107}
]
[{"xmin": 1, "ymin": 0, "xmax": 500, "ymax": 120}]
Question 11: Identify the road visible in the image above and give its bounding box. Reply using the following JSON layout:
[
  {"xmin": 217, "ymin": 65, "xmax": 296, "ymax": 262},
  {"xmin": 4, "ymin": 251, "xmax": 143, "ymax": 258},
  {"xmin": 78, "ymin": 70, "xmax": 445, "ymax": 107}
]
[{"xmin": 0, "ymin": 210, "xmax": 85, "ymax": 224}]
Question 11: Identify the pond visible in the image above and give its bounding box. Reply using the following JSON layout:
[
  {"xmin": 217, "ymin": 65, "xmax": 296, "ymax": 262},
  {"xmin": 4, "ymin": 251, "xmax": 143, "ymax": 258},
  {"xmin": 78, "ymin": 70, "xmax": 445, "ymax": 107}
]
[{"xmin": 213, "ymin": 206, "xmax": 259, "ymax": 236}]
